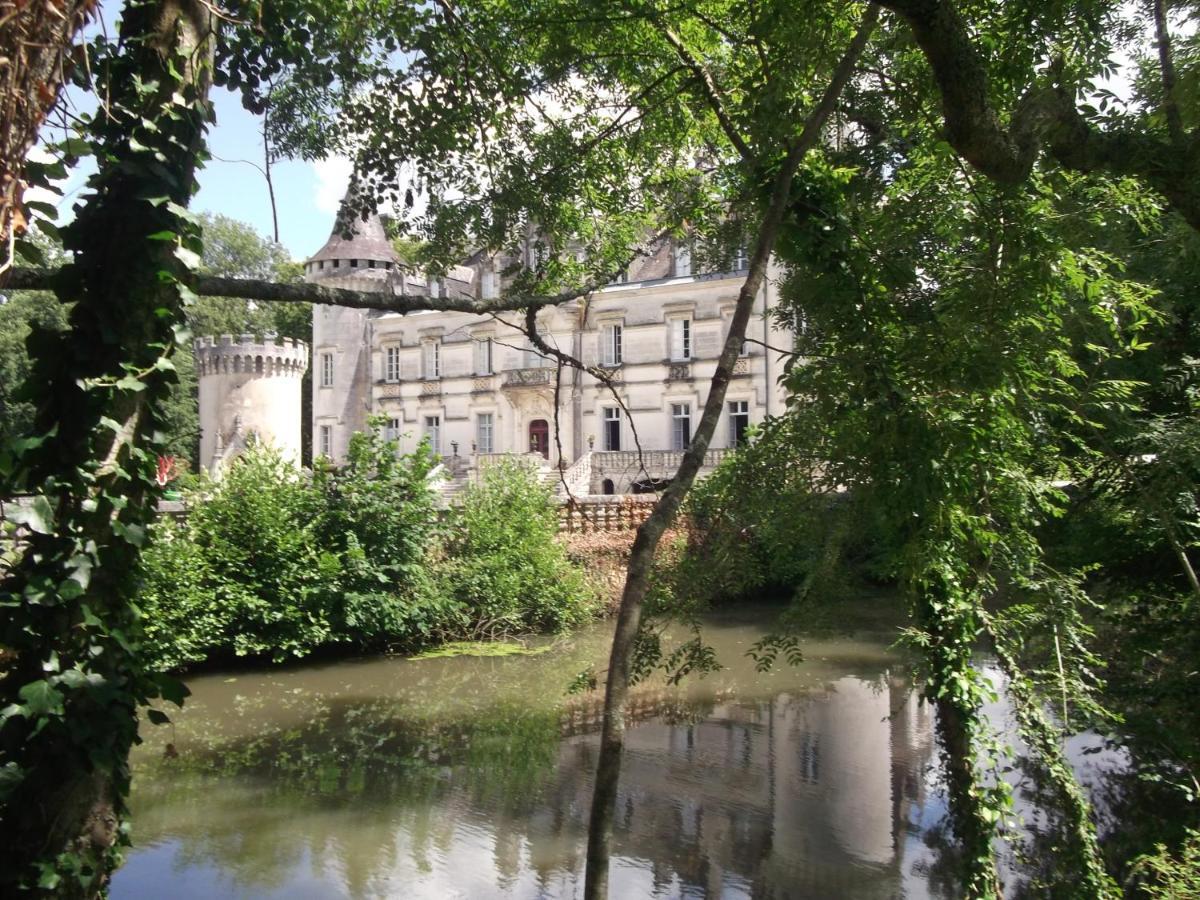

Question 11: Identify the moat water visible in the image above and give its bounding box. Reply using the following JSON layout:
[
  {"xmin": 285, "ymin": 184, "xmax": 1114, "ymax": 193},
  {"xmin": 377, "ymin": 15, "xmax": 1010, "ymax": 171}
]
[{"xmin": 109, "ymin": 602, "xmax": 1123, "ymax": 899}]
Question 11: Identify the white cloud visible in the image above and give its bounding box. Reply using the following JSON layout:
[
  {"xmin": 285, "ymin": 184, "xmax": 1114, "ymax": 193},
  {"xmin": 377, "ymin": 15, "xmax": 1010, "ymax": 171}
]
[{"xmin": 312, "ymin": 156, "xmax": 353, "ymax": 215}]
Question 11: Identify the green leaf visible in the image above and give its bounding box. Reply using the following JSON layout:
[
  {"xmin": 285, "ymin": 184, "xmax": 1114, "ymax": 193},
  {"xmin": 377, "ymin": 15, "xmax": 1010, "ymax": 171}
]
[
  {"xmin": 0, "ymin": 762, "xmax": 25, "ymax": 801},
  {"xmin": 8, "ymin": 496, "xmax": 54, "ymax": 535},
  {"xmin": 116, "ymin": 375, "xmax": 147, "ymax": 392},
  {"xmin": 18, "ymin": 681, "xmax": 64, "ymax": 718},
  {"xmin": 174, "ymin": 244, "xmax": 202, "ymax": 270},
  {"xmin": 156, "ymin": 674, "xmax": 191, "ymax": 707}
]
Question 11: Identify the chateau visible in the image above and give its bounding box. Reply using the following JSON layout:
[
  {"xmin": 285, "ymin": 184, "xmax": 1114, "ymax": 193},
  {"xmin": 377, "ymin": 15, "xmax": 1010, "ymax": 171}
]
[{"xmin": 197, "ymin": 203, "xmax": 793, "ymax": 496}]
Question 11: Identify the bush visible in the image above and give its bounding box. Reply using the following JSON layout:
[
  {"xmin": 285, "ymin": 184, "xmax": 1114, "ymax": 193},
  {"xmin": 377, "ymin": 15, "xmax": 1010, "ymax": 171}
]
[
  {"xmin": 139, "ymin": 447, "xmax": 338, "ymax": 668},
  {"xmin": 138, "ymin": 438, "xmax": 598, "ymax": 670},
  {"xmin": 436, "ymin": 459, "xmax": 595, "ymax": 634},
  {"xmin": 311, "ymin": 428, "xmax": 452, "ymax": 643},
  {"xmin": 1130, "ymin": 830, "xmax": 1200, "ymax": 899},
  {"xmin": 659, "ymin": 417, "xmax": 893, "ymax": 608},
  {"xmin": 139, "ymin": 437, "xmax": 444, "ymax": 669}
]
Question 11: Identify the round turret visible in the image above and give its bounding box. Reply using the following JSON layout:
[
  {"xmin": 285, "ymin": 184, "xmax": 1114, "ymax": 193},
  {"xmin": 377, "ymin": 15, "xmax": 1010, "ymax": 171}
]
[
  {"xmin": 195, "ymin": 335, "xmax": 309, "ymax": 475},
  {"xmin": 303, "ymin": 200, "xmax": 400, "ymax": 287}
]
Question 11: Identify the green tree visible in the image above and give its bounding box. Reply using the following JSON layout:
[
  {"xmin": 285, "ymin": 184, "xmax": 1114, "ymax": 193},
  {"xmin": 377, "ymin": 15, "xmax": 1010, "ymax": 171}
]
[
  {"xmin": 0, "ymin": 1, "xmax": 215, "ymax": 893},
  {"xmin": 6, "ymin": 0, "xmax": 1200, "ymax": 895}
]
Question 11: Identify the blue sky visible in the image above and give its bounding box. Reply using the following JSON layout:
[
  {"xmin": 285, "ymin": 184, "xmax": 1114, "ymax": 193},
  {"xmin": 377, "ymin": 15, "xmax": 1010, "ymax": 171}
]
[
  {"xmin": 195, "ymin": 90, "xmax": 351, "ymax": 260},
  {"xmin": 44, "ymin": 82, "xmax": 350, "ymax": 262}
]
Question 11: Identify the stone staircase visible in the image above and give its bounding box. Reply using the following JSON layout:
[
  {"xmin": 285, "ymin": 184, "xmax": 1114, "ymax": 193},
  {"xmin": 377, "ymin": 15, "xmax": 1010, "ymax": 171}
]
[
  {"xmin": 428, "ymin": 455, "xmax": 472, "ymax": 507},
  {"xmin": 554, "ymin": 451, "xmax": 593, "ymax": 499},
  {"xmin": 432, "ymin": 451, "xmax": 601, "ymax": 507}
]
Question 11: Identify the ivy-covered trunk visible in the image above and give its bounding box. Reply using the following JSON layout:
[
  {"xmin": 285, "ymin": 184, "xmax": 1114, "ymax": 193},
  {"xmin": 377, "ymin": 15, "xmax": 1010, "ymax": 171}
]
[{"xmin": 0, "ymin": 0, "xmax": 213, "ymax": 895}]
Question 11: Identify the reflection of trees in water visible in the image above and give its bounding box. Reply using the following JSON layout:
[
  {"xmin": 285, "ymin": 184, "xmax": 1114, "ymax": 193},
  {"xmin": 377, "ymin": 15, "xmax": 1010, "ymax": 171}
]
[
  {"xmin": 123, "ymin": 629, "xmax": 963, "ymax": 899},
  {"xmin": 130, "ymin": 688, "xmax": 722, "ymax": 896},
  {"xmin": 1021, "ymin": 740, "xmax": 1194, "ymax": 893}
]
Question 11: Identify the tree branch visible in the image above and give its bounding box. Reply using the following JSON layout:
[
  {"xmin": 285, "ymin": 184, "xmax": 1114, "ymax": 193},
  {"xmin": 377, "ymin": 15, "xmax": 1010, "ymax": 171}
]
[
  {"xmin": 7, "ymin": 266, "xmax": 609, "ymax": 316},
  {"xmin": 877, "ymin": 0, "xmax": 1200, "ymax": 229},
  {"xmin": 659, "ymin": 25, "xmax": 755, "ymax": 163},
  {"xmin": 1153, "ymin": 0, "xmax": 1185, "ymax": 148},
  {"xmin": 583, "ymin": 6, "xmax": 881, "ymax": 898}
]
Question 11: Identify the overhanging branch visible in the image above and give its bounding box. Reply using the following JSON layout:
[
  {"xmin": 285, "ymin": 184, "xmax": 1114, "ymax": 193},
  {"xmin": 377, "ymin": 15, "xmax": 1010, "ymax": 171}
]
[
  {"xmin": 7, "ymin": 267, "xmax": 601, "ymax": 316},
  {"xmin": 877, "ymin": 0, "xmax": 1200, "ymax": 229}
]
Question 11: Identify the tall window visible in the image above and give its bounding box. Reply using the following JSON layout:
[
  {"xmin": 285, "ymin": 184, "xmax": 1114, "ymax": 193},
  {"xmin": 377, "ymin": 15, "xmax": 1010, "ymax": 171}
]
[
  {"xmin": 320, "ymin": 352, "xmax": 334, "ymax": 387},
  {"xmin": 603, "ymin": 407, "xmax": 621, "ymax": 451},
  {"xmin": 319, "ymin": 424, "xmax": 332, "ymax": 458},
  {"xmin": 524, "ymin": 344, "xmax": 551, "ymax": 368},
  {"xmin": 423, "ymin": 415, "xmax": 441, "ymax": 454},
  {"xmin": 385, "ymin": 417, "xmax": 401, "ymax": 443},
  {"xmin": 476, "ymin": 413, "xmax": 494, "ymax": 454},
  {"xmin": 670, "ymin": 318, "xmax": 691, "ymax": 361},
  {"xmin": 385, "ymin": 345, "xmax": 400, "ymax": 382},
  {"xmin": 474, "ymin": 337, "xmax": 493, "ymax": 375},
  {"xmin": 602, "ymin": 324, "xmax": 623, "ymax": 366},
  {"xmin": 671, "ymin": 403, "xmax": 691, "ymax": 451},
  {"xmin": 729, "ymin": 400, "xmax": 750, "ymax": 447},
  {"xmin": 422, "ymin": 340, "xmax": 440, "ymax": 379}
]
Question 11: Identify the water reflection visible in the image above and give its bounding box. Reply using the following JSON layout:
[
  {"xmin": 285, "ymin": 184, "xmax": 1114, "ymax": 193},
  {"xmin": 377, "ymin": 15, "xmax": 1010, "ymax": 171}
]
[{"xmin": 113, "ymin": 609, "xmax": 959, "ymax": 899}]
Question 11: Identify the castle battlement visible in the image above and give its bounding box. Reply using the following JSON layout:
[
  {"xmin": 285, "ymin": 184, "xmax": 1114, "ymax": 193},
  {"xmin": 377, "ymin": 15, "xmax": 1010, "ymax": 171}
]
[{"xmin": 194, "ymin": 335, "xmax": 309, "ymax": 378}]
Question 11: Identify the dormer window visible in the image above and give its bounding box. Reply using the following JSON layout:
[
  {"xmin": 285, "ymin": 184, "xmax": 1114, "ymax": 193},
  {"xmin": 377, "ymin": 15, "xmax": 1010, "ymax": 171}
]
[{"xmin": 673, "ymin": 244, "xmax": 691, "ymax": 277}]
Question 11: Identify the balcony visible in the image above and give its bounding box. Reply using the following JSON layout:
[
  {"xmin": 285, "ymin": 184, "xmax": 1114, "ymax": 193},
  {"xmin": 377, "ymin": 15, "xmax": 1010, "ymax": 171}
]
[{"xmin": 503, "ymin": 367, "xmax": 556, "ymax": 388}]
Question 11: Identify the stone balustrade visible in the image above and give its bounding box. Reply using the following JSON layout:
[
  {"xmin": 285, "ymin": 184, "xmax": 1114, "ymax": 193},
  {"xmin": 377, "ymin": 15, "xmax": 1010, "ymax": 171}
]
[
  {"xmin": 559, "ymin": 495, "xmax": 657, "ymax": 533},
  {"xmin": 503, "ymin": 367, "xmax": 556, "ymax": 388}
]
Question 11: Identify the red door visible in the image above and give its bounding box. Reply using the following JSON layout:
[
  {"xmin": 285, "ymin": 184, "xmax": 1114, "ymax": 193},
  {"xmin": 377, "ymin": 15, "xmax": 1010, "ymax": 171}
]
[{"xmin": 529, "ymin": 419, "xmax": 549, "ymax": 459}]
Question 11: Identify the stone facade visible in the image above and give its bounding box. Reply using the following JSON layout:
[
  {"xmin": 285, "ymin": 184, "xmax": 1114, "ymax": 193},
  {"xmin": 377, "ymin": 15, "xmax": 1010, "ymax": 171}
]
[
  {"xmin": 195, "ymin": 335, "xmax": 308, "ymax": 475},
  {"xmin": 309, "ymin": 204, "xmax": 793, "ymax": 495}
]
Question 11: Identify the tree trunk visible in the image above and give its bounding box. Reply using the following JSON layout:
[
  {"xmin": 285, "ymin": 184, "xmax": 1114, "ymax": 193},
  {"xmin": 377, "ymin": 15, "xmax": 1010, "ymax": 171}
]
[
  {"xmin": 0, "ymin": 0, "xmax": 214, "ymax": 895},
  {"xmin": 581, "ymin": 8, "xmax": 879, "ymax": 896}
]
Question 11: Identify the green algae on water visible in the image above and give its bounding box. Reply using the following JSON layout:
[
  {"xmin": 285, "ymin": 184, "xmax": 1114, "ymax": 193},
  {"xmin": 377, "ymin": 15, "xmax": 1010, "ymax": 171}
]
[{"xmin": 410, "ymin": 641, "xmax": 550, "ymax": 660}]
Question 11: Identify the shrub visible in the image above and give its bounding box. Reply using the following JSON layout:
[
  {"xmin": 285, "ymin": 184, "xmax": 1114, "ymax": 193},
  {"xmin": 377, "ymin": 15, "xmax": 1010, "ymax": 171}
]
[
  {"xmin": 139, "ymin": 438, "xmax": 597, "ymax": 670},
  {"xmin": 311, "ymin": 427, "xmax": 451, "ymax": 642},
  {"xmin": 139, "ymin": 446, "xmax": 337, "ymax": 668},
  {"xmin": 1130, "ymin": 830, "xmax": 1200, "ymax": 899},
  {"xmin": 437, "ymin": 459, "xmax": 595, "ymax": 634},
  {"xmin": 660, "ymin": 417, "xmax": 892, "ymax": 608}
]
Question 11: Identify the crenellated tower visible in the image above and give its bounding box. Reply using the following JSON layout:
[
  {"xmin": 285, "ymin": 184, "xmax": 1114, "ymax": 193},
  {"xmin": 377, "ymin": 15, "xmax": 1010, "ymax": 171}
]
[{"xmin": 195, "ymin": 335, "xmax": 309, "ymax": 475}]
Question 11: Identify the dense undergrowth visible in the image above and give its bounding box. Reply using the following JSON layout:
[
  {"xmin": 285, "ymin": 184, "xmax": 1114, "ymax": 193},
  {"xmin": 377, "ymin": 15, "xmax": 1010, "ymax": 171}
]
[{"xmin": 137, "ymin": 433, "xmax": 596, "ymax": 672}]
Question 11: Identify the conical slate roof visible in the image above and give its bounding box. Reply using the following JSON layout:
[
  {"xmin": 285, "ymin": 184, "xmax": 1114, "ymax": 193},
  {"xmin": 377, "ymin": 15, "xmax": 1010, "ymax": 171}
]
[{"xmin": 308, "ymin": 191, "xmax": 398, "ymax": 266}]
